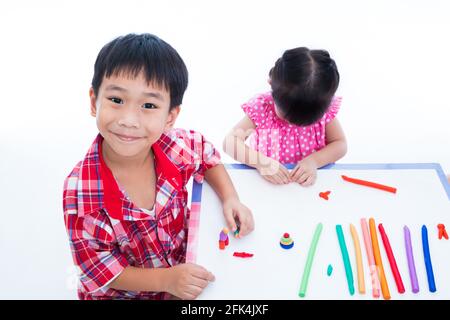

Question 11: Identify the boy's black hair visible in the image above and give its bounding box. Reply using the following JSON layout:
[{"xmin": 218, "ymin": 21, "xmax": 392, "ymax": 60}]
[
  {"xmin": 91, "ymin": 33, "xmax": 188, "ymax": 109},
  {"xmin": 269, "ymin": 47, "xmax": 340, "ymax": 126}
]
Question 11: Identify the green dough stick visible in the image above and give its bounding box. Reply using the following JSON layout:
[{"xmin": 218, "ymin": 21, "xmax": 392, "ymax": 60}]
[
  {"xmin": 336, "ymin": 224, "xmax": 355, "ymax": 295},
  {"xmin": 299, "ymin": 223, "xmax": 323, "ymax": 298}
]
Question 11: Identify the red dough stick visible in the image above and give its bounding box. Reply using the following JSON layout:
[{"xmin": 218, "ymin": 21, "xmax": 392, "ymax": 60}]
[
  {"xmin": 233, "ymin": 252, "xmax": 254, "ymax": 258},
  {"xmin": 378, "ymin": 223, "xmax": 405, "ymax": 293},
  {"xmin": 341, "ymin": 175, "xmax": 397, "ymax": 194}
]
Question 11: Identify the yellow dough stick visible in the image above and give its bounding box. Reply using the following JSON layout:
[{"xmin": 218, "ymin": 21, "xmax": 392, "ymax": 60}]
[{"xmin": 350, "ymin": 224, "xmax": 366, "ymax": 294}]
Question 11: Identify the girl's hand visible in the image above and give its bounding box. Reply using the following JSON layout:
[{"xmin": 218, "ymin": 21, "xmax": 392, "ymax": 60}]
[
  {"xmin": 290, "ymin": 157, "xmax": 318, "ymax": 186},
  {"xmin": 165, "ymin": 263, "xmax": 215, "ymax": 300},
  {"xmin": 222, "ymin": 196, "xmax": 254, "ymax": 238},
  {"xmin": 256, "ymin": 154, "xmax": 291, "ymax": 185}
]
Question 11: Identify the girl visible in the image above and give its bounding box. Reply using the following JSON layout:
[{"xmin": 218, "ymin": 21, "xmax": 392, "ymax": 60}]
[{"xmin": 224, "ymin": 47, "xmax": 347, "ymax": 186}]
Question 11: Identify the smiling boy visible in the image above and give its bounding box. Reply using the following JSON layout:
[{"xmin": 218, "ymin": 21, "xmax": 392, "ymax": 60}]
[{"xmin": 63, "ymin": 33, "xmax": 254, "ymax": 300}]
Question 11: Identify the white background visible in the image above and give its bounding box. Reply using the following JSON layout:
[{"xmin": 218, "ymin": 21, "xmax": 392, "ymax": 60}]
[{"xmin": 0, "ymin": 0, "xmax": 449, "ymax": 299}]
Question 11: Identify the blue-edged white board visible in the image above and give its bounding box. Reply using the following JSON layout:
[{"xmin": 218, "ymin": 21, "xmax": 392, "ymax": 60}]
[{"xmin": 191, "ymin": 163, "xmax": 450, "ymax": 299}]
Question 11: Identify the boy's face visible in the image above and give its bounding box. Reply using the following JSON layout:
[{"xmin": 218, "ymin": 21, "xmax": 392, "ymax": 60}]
[{"xmin": 89, "ymin": 71, "xmax": 180, "ymax": 158}]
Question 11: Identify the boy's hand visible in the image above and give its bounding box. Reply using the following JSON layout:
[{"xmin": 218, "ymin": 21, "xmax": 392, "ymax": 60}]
[
  {"xmin": 223, "ymin": 197, "xmax": 254, "ymax": 238},
  {"xmin": 290, "ymin": 157, "xmax": 318, "ymax": 186},
  {"xmin": 256, "ymin": 154, "xmax": 290, "ymax": 185},
  {"xmin": 165, "ymin": 263, "xmax": 215, "ymax": 300}
]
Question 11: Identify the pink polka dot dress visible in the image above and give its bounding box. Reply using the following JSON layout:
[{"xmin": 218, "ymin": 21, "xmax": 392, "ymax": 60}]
[{"xmin": 242, "ymin": 92, "xmax": 342, "ymax": 164}]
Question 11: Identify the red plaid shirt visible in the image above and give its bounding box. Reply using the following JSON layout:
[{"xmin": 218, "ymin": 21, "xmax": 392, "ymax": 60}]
[{"xmin": 63, "ymin": 129, "xmax": 220, "ymax": 300}]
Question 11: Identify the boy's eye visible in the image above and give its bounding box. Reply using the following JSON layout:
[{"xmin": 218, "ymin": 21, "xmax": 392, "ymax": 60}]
[
  {"xmin": 109, "ymin": 97, "xmax": 123, "ymax": 104},
  {"xmin": 142, "ymin": 103, "xmax": 157, "ymax": 109}
]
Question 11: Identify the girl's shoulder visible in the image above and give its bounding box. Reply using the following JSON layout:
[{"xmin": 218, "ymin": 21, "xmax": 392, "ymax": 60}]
[
  {"xmin": 242, "ymin": 91, "xmax": 273, "ymax": 108},
  {"xmin": 321, "ymin": 96, "xmax": 343, "ymax": 124},
  {"xmin": 241, "ymin": 92, "xmax": 276, "ymax": 127}
]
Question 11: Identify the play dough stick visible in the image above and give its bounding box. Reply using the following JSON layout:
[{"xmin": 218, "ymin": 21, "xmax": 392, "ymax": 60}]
[
  {"xmin": 350, "ymin": 224, "xmax": 366, "ymax": 294},
  {"xmin": 378, "ymin": 223, "xmax": 405, "ymax": 293},
  {"xmin": 404, "ymin": 226, "xmax": 420, "ymax": 293},
  {"xmin": 369, "ymin": 218, "xmax": 391, "ymax": 300},
  {"xmin": 361, "ymin": 218, "xmax": 381, "ymax": 298},
  {"xmin": 421, "ymin": 225, "xmax": 437, "ymax": 292},
  {"xmin": 299, "ymin": 223, "xmax": 323, "ymax": 298},
  {"xmin": 341, "ymin": 175, "xmax": 397, "ymax": 194},
  {"xmin": 336, "ymin": 225, "xmax": 355, "ymax": 295}
]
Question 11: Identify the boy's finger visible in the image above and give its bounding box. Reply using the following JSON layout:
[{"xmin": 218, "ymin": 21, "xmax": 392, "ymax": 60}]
[
  {"xmin": 224, "ymin": 209, "xmax": 237, "ymax": 232},
  {"xmin": 181, "ymin": 290, "xmax": 196, "ymax": 300},
  {"xmin": 184, "ymin": 285, "xmax": 202, "ymax": 299},
  {"xmin": 239, "ymin": 215, "xmax": 254, "ymax": 237},
  {"xmin": 193, "ymin": 272, "xmax": 215, "ymax": 283},
  {"xmin": 190, "ymin": 277, "xmax": 209, "ymax": 289},
  {"xmin": 192, "ymin": 266, "xmax": 215, "ymax": 282},
  {"xmin": 237, "ymin": 215, "xmax": 248, "ymax": 236},
  {"xmin": 202, "ymin": 271, "xmax": 215, "ymax": 282}
]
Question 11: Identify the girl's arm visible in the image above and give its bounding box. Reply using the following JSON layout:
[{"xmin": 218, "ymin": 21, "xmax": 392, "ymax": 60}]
[
  {"xmin": 223, "ymin": 115, "xmax": 290, "ymax": 184},
  {"xmin": 204, "ymin": 164, "xmax": 239, "ymax": 202},
  {"xmin": 307, "ymin": 118, "xmax": 347, "ymax": 168},
  {"xmin": 222, "ymin": 115, "xmax": 262, "ymax": 169}
]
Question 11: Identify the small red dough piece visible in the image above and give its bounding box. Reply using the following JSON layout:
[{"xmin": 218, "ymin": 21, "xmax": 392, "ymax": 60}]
[
  {"xmin": 438, "ymin": 224, "xmax": 449, "ymax": 240},
  {"xmin": 233, "ymin": 252, "xmax": 254, "ymax": 258},
  {"xmin": 319, "ymin": 191, "xmax": 331, "ymax": 200},
  {"xmin": 283, "ymin": 233, "xmax": 290, "ymax": 238}
]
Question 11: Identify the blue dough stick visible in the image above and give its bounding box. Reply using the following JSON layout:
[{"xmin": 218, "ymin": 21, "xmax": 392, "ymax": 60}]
[{"xmin": 421, "ymin": 225, "xmax": 436, "ymax": 292}]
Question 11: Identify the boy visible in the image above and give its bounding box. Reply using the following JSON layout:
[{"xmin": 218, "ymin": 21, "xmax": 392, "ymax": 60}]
[{"xmin": 63, "ymin": 33, "xmax": 254, "ymax": 300}]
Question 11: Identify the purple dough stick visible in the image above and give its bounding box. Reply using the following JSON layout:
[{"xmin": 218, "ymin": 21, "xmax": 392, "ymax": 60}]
[{"xmin": 404, "ymin": 226, "xmax": 420, "ymax": 293}]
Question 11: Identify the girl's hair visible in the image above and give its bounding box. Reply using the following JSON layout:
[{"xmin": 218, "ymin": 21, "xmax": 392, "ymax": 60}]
[
  {"xmin": 91, "ymin": 33, "xmax": 188, "ymax": 110},
  {"xmin": 269, "ymin": 47, "xmax": 340, "ymax": 126}
]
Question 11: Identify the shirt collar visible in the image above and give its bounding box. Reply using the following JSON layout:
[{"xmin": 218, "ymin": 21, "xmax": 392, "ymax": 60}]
[{"xmin": 77, "ymin": 133, "xmax": 182, "ymax": 220}]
